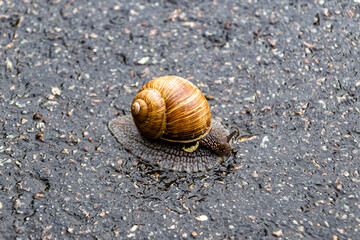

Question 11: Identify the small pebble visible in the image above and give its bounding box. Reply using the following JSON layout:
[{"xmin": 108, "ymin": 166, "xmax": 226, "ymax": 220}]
[
  {"xmin": 90, "ymin": 33, "xmax": 98, "ymax": 39},
  {"xmin": 51, "ymin": 86, "xmax": 62, "ymax": 96},
  {"xmin": 272, "ymin": 229, "xmax": 283, "ymax": 237},
  {"xmin": 129, "ymin": 225, "xmax": 138, "ymax": 232},
  {"xmin": 61, "ymin": 148, "xmax": 70, "ymax": 154},
  {"xmin": 66, "ymin": 109, "xmax": 74, "ymax": 116},
  {"xmin": 35, "ymin": 133, "xmax": 44, "ymax": 141},
  {"xmin": 137, "ymin": 57, "xmax": 150, "ymax": 65},
  {"xmin": 260, "ymin": 136, "xmax": 269, "ymax": 148},
  {"xmin": 33, "ymin": 113, "xmax": 42, "ymax": 120},
  {"xmin": 196, "ymin": 215, "xmax": 208, "ymax": 221},
  {"xmin": 5, "ymin": 58, "xmax": 13, "ymax": 69}
]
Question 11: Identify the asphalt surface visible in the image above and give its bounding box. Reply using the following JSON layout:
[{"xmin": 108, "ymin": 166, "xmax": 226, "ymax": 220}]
[{"xmin": 1, "ymin": 0, "xmax": 359, "ymax": 239}]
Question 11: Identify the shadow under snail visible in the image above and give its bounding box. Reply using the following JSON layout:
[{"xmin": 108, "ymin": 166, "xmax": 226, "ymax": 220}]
[{"xmin": 108, "ymin": 75, "xmax": 237, "ymax": 172}]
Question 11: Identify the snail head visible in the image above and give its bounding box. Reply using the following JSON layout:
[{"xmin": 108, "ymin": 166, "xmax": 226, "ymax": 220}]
[{"xmin": 212, "ymin": 130, "xmax": 238, "ymax": 157}]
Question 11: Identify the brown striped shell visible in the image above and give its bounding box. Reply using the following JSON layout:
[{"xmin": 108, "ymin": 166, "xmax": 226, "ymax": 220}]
[{"xmin": 131, "ymin": 76, "xmax": 212, "ymax": 143}]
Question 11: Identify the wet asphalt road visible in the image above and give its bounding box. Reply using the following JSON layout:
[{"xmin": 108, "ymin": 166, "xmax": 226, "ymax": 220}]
[{"xmin": 1, "ymin": 0, "xmax": 359, "ymax": 239}]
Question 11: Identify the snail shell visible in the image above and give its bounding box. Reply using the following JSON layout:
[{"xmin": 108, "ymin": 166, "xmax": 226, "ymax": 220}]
[
  {"xmin": 109, "ymin": 76, "xmax": 236, "ymax": 172},
  {"xmin": 131, "ymin": 76, "xmax": 211, "ymax": 142}
]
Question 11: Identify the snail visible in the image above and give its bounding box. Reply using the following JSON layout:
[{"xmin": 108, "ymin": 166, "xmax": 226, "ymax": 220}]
[{"xmin": 108, "ymin": 76, "xmax": 237, "ymax": 172}]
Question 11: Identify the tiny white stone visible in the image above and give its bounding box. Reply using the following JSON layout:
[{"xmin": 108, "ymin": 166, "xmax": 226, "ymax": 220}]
[
  {"xmin": 318, "ymin": 100, "xmax": 327, "ymax": 109},
  {"xmin": 196, "ymin": 215, "xmax": 208, "ymax": 221},
  {"xmin": 137, "ymin": 56, "xmax": 150, "ymax": 65},
  {"xmin": 260, "ymin": 136, "xmax": 269, "ymax": 148},
  {"xmin": 129, "ymin": 225, "xmax": 138, "ymax": 232},
  {"xmin": 127, "ymin": 233, "xmax": 136, "ymax": 238},
  {"xmin": 51, "ymin": 86, "xmax": 62, "ymax": 95},
  {"xmin": 168, "ymin": 225, "xmax": 176, "ymax": 229},
  {"xmin": 5, "ymin": 58, "xmax": 13, "ymax": 69},
  {"xmin": 272, "ymin": 229, "xmax": 283, "ymax": 236}
]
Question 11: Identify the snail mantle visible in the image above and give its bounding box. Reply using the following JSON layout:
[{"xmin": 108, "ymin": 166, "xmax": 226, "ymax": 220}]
[{"xmin": 108, "ymin": 76, "xmax": 236, "ymax": 172}]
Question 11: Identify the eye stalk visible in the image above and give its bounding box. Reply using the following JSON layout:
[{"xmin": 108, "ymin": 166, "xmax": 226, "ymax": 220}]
[{"xmin": 227, "ymin": 130, "xmax": 238, "ymax": 143}]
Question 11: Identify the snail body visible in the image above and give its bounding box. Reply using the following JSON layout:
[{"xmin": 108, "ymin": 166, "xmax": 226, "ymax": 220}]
[{"xmin": 109, "ymin": 76, "xmax": 236, "ymax": 172}]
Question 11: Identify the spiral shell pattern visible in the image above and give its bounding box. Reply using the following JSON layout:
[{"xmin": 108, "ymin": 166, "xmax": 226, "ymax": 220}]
[{"xmin": 131, "ymin": 76, "xmax": 211, "ymax": 143}]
